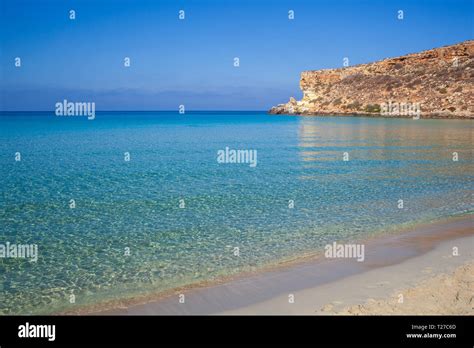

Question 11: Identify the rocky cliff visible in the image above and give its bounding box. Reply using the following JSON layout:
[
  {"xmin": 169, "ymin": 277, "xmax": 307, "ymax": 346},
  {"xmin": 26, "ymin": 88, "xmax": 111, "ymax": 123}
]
[{"xmin": 269, "ymin": 41, "xmax": 473, "ymax": 118}]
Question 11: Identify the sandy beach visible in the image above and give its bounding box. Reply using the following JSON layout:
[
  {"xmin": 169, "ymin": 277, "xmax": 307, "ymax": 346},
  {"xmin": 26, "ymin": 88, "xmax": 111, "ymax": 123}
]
[
  {"xmin": 225, "ymin": 233, "xmax": 474, "ymax": 315},
  {"xmin": 87, "ymin": 215, "xmax": 473, "ymax": 316},
  {"xmin": 332, "ymin": 261, "xmax": 473, "ymax": 315}
]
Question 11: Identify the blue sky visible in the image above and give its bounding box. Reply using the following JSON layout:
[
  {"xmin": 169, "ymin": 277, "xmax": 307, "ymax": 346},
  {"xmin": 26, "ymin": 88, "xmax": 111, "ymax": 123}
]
[{"xmin": 0, "ymin": 0, "xmax": 472, "ymax": 111}]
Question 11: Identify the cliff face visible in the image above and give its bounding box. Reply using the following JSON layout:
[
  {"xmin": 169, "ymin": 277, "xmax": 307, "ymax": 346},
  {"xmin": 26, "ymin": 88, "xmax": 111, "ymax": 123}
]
[{"xmin": 269, "ymin": 41, "xmax": 474, "ymax": 118}]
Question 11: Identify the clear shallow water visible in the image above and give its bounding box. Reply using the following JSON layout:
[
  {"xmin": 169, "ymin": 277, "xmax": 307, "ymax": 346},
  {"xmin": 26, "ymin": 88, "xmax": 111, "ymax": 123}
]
[{"xmin": 0, "ymin": 111, "xmax": 472, "ymax": 314}]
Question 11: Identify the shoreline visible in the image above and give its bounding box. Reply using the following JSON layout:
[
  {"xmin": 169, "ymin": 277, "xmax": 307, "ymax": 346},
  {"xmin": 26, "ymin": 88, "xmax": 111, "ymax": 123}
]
[
  {"xmin": 268, "ymin": 111, "xmax": 474, "ymax": 119},
  {"xmin": 61, "ymin": 214, "xmax": 473, "ymax": 315},
  {"xmin": 225, "ymin": 234, "xmax": 474, "ymax": 315}
]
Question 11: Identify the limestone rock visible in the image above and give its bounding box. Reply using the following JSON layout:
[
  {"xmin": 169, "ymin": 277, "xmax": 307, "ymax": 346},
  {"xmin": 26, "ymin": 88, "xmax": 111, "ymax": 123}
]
[{"xmin": 269, "ymin": 41, "xmax": 474, "ymax": 118}]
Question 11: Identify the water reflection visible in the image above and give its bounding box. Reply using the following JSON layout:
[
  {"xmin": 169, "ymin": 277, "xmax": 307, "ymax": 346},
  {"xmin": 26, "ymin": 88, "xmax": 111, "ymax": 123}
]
[{"xmin": 297, "ymin": 117, "xmax": 473, "ymax": 180}]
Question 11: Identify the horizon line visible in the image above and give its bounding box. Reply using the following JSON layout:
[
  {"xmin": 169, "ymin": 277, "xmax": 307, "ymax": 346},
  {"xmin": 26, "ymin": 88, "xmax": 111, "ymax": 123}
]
[{"xmin": 0, "ymin": 110, "xmax": 270, "ymax": 113}]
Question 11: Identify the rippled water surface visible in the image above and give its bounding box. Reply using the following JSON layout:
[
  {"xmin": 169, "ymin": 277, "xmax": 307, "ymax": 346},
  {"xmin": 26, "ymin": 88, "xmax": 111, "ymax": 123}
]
[{"xmin": 0, "ymin": 111, "xmax": 472, "ymax": 314}]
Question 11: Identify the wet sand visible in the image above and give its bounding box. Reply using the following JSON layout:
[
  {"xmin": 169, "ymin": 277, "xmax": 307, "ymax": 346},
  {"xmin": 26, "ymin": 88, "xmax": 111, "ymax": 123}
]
[{"xmin": 83, "ymin": 215, "xmax": 473, "ymax": 315}]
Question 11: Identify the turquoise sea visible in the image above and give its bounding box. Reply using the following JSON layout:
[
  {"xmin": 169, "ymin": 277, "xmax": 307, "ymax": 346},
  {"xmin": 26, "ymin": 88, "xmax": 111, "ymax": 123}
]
[{"xmin": 0, "ymin": 111, "xmax": 472, "ymax": 314}]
